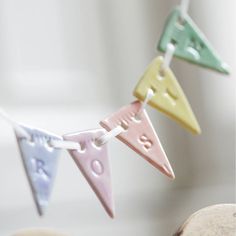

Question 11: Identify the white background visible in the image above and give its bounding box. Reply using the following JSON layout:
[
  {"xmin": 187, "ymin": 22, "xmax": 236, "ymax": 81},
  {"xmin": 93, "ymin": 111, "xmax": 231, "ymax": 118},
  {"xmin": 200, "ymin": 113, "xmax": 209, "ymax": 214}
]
[{"xmin": 0, "ymin": 0, "xmax": 235, "ymax": 235}]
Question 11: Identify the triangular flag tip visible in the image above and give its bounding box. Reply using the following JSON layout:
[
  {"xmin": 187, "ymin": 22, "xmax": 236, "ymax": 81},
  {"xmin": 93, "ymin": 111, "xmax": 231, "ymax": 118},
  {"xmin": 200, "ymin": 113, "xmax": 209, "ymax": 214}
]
[
  {"xmin": 63, "ymin": 129, "xmax": 115, "ymax": 218},
  {"xmin": 37, "ymin": 203, "xmax": 46, "ymax": 216},
  {"xmin": 15, "ymin": 124, "xmax": 62, "ymax": 216},
  {"xmin": 100, "ymin": 101, "xmax": 175, "ymax": 179},
  {"xmin": 158, "ymin": 7, "xmax": 230, "ymax": 74},
  {"xmin": 134, "ymin": 56, "xmax": 201, "ymax": 135}
]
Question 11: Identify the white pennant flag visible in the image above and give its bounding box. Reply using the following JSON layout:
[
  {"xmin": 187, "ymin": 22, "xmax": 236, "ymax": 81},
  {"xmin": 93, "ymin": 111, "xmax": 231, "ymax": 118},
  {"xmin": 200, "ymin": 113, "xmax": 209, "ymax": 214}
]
[{"xmin": 15, "ymin": 124, "xmax": 62, "ymax": 216}]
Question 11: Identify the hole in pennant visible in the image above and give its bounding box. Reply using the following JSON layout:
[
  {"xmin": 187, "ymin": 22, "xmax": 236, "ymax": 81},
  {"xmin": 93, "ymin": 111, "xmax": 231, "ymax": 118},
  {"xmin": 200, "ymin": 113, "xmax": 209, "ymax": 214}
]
[
  {"xmin": 27, "ymin": 135, "xmax": 35, "ymax": 145},
  {"xmin": 120, "ymin": 120, "xmax": 129, "ymax": 131},
  {"xmin": 79, "ymin": 141, "xmax": 86, "ymax": 152},
  {"xmin": 170, "ymin": 38, "xmax": 177, "ymax": 46},
  {"xmin": 159, "ymin": 68, "xmax": 165, "ymax": 78},
  {"xmin": 133, "ymin": 114, "xmax": 141, "ymax": 123},
  {"xmin": 176, "ymin": 17, "xmax": 186, "ymax": 28},
  {"xmin": 92, "ymin": 137, "xmax": 103, "ymax": 149},
  {"xmin": 45, "ymin": 138, "xmax": 54, "ymax": 152},
  {"xmin": 150, "ymin": 86, "xmax": 156, "ymax": 94}
]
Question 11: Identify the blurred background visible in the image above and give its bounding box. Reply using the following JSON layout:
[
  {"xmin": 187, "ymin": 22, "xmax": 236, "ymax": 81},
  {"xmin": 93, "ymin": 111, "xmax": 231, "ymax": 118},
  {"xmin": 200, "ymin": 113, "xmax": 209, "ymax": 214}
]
[{"xmin": 0, "ymin": 0, "xmax": 235, "ymax": 235}]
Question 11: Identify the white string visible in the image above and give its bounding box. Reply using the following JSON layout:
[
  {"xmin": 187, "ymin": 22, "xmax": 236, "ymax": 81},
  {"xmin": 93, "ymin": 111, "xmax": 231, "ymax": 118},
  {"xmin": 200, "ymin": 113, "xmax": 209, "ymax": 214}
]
[
  {"xmin": 0, "ymin": 107, "xmax": 149, "ymax": 149},
  {"xmin": 162, "ymin": 43, "xmax": 176, "ymax": 70},
  {"xmin": 0, "ymin": 108, "xmax": 81, "ymax": 150},
  {"xmin": 0, "ymin": 108, "xmax": 31, "ymax": 140},
  {"xmin": 0, "ymin": 107, "xmax": 125, "ymax": 150},
  {"xmin": 95, "ymin": 125, "xmax": 124, "ymax": 146},
  {"xmin": 49, "ymin": 139, "xmax": 81, "ymax": 150},
  {"xmin": 136, "ymin": 88, "xmax": 154, "ymax": 118},
  {"xmin": 180, "ymin": 0, "xmax": 190, "ymax": 20}
]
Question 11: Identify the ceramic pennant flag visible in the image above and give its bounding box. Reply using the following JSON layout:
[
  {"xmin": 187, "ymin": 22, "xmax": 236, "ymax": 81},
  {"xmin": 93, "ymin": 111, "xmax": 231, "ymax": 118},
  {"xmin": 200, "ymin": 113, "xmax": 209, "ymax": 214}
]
[
  {"xmin": 133, "ymin": 56, "xmax": 201, "ymax": 134},
  {"xmin": 158, "ymin": 7, "xmax": 229, "ymax": 74},
  {"xmin": 15, "ymin": 124, "xmax": 62, "ymax": 216},
  {"xmin": 63, "ymin": 129, "xmax": 114, "ymax": 218},
  {"xmin": 100, "ymin": 101, "xmax": 175, "ymax": 179}
]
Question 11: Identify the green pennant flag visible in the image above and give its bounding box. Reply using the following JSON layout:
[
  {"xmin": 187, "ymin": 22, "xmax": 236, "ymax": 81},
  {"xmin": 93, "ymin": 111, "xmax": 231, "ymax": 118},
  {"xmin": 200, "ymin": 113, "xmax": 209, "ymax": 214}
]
[{"xmin": 158, "ymin": 8, "xmax": 230, "ymax": 74}]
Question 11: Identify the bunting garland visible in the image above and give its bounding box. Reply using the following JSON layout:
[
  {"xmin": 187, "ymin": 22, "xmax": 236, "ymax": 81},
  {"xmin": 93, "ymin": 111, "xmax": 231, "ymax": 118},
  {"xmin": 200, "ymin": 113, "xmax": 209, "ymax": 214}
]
[{"xmin": 0, "ymin": 0, "xmax": 229, "ymax": 218}]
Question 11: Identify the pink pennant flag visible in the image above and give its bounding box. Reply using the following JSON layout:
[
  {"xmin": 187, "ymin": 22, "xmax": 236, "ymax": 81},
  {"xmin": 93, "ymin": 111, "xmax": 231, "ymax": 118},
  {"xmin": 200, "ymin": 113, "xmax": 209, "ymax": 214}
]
[
  {"xmin": 100, "ymin": 101, "xmax": 175, "ymax": 179},
  {"xmin": 63, "ymin": 129, "xmax": 115, "ymax": 218}
]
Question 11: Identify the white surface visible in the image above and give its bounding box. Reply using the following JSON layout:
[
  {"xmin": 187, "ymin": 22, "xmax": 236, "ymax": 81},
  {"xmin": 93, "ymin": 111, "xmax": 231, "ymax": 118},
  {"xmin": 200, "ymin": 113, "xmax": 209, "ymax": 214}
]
[{"xmin": 0, "ymin": 0, "xmax": 235, "ymax": 235}]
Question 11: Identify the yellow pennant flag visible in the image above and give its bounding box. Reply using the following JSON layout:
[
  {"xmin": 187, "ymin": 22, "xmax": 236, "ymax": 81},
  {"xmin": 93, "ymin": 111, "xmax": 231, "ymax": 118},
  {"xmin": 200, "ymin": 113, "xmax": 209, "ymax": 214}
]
[{"xmin": 133, "ymin": 56, "xmax": 201, "ymax": 134}]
